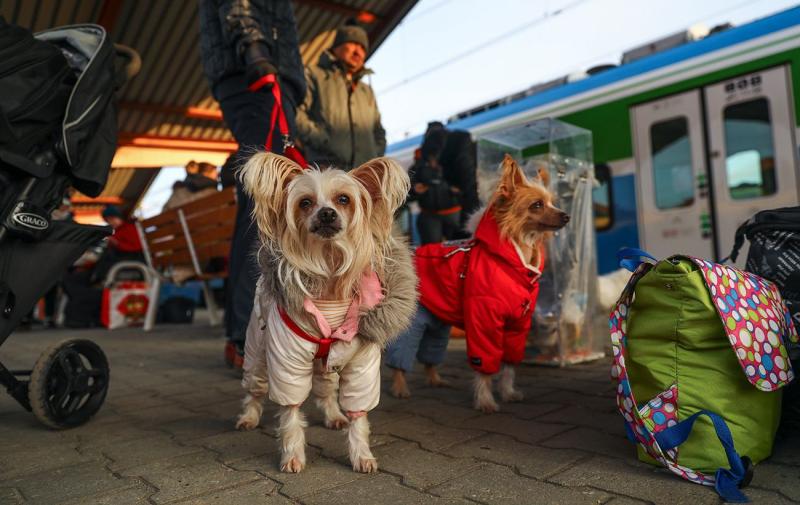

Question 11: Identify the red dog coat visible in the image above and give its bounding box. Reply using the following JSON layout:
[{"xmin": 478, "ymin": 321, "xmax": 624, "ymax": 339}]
[{"xmin": 415, "ymin": 210, "xmax": 544, "ymax": 374}]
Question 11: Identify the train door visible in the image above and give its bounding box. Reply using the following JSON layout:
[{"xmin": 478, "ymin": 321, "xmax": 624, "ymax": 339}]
[
  {"xmin": 631, "ymin": 90, "xmax": 714, "ymax": 260},
  {"xmin": 704, "ymin": 65, "xmax": 800, "ymax": 265}
]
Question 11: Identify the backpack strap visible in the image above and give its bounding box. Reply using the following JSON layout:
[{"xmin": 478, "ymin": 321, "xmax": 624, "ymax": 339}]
[{"xmin": 609, "ymin": 261, "xmax": 752, "ymax": 501}]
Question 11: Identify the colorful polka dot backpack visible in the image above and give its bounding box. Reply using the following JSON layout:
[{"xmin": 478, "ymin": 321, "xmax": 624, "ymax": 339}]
[{"xmin": 610, "ymin": 249, "xmax": 798, "ymax": 503}]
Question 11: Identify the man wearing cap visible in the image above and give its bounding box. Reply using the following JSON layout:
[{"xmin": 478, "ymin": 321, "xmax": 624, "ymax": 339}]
[{"xmin": 296, "ymin": 23, "xmax": 386, "ymax": 170}]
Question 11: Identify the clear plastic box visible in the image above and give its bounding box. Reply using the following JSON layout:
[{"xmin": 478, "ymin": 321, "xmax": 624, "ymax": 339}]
[{"xmin": 476, "ymin": 118, "xmax": 604, "ymax": 366}]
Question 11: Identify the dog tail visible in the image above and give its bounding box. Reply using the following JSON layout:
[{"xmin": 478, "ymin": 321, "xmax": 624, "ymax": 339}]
[{"xmin": 238, "ymin": 151, "xmax": 303, "ymax": 240}]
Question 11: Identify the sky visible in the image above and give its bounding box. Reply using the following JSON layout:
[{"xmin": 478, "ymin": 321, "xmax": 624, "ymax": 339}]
[
  {"xmin": 138, "ymin": 0, "xmax": 798, "ymax": 217},
  {"xmin": 368, "ymin": 0, "xmax": 800, "ymax": 144}
]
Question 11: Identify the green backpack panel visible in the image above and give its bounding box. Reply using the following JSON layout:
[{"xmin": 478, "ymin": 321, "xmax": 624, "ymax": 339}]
[{"xmin": 610, "ymin": 253, "xmax": 798, "ymax": 502}]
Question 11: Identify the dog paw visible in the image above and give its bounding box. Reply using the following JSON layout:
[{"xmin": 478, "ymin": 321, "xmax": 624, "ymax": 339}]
[
  {"xmin": 235, "ymin": 415, "xmax": 259, "ymax": 431},
  {"xmin": 500, "ymin": 389, "xmax": 524, "ymax": 403},
  {"xmin": 475, "ymin": 398, "xmax": 500, "ymax": 414},
  {"xmin": 390, "ymin": 382, "xmax": 411, "ymax": 399},
  {"xmin": 280, "ymin": 457, "xmax": 305, "ymax": 473},
  {"xmin": 324, "ymin": 415, "xmax": 349, "ymax": 430},
  {"xmin": 353, "ymin": 457, "xmax": 379, "ymax": 473}
]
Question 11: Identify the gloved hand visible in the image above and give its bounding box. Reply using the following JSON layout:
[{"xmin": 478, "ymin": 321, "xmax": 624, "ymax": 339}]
[{"xmin": 244, "ymin": 42, "xmax": 277, "ymax": 91}]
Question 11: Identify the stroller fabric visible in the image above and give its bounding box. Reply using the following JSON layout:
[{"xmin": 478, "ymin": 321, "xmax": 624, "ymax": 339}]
[{"xmin": 0, "ymin": 16, "xmax": 72, "ymax": 179}]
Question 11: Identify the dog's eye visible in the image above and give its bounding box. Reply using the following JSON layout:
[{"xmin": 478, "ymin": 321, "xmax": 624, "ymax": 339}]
[
  {"xmin": 530, "ymin": 200, "xmax": 544, "ymax": 211},
  {"xmin": 337, "ymin": 195, "xmax": 350, "ymax": 205},
  {"xmin": 299, "ymin": 198, "xmax": 313, "ymax": 209}
]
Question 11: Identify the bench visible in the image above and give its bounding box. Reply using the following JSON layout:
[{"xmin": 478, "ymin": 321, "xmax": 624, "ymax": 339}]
[{"xmin": 136, "ymin": 187, "xmax": 237, "ymax": 329}]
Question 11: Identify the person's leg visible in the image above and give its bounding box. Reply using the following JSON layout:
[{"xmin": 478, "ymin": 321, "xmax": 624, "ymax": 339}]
[
  {"xmin": 415, "ymin": 307, "xmax": 452, "ymax": 387},
  {"xmin": 218, "ymin": 90, "xmax": 297, "ymax": 353},
  {"xmin": 416, "ymin": 212, "xmax": 443, "ymax": 244},
  {"xmin": 384, "ymin": 305, "xmax": 428, "ymax": 398},
  {"xmin": 441, "ymin": 211, "xmax": 461, "ymax": 241}
]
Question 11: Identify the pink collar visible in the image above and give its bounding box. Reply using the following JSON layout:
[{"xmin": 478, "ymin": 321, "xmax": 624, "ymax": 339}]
[{"xmin": 302, "ymin": 271, "xmax": 383, "ymax": 342}]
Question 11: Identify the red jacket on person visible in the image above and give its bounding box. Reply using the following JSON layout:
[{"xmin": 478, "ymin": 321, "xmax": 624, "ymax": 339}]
[{"xmin": 415, "ymin": 210, "xmax": 544, "ymax": 375}]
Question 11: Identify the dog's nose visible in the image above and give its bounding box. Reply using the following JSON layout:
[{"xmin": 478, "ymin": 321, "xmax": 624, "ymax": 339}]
[
  {"xmin": 561, "ymin": 213, "xmax": 570, "ymax": 225},
  {"xmin": 318, "ymin": 207, "xmax": 337, "ymax": 224}
]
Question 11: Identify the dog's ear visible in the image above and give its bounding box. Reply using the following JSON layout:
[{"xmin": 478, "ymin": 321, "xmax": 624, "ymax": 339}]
[
  {"xmin": 351, "ymin": 157, "xmax": 410, "ymax": 214},
  {"xmin": 536, "ymin": 167, "xmax": 550, "ymax": 188},
  {"xmin": 238, "ymin": 151, "xmax": 303, "ymax": 239},
  {"xmin": 497, "ymin": 154, "xmax": 527, "ymax": 198}
]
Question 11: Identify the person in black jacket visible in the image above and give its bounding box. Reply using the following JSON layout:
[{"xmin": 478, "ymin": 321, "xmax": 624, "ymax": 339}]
[
  {"xmin": 199, "ymin": 0, "xmax": 306, "ymax": 367},
  {"xmin": 410, "ymin": 123, "xmax": 479, "ymax": 243}
]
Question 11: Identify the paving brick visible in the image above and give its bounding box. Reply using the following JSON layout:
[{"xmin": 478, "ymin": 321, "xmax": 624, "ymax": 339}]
[
  {"xmin": 444, "ymin": 433, "xmax": 586, "ymax": 479},
  {"xmin": 372, "ymin": 440, "xmax": 482, "ymax": 490},
  {"xmin": 302, "ymin": 473, "xmax": 470, "ymax": 505},
  {"xmin": 457, "ymin": 413, "xmax": 572, "ymax": 445},
  {"xmin": 305, "ymin": 424, "xmax": 396, "ymax": 459},
  {"xmin": 171, "ymin": 479, "xmax": 290, "ymax": 505},
  {"xmin": 497, "ymin": 401, "xmax": 566, "ymax": 420},
  {"xmin": 102, "ymin": 434, "xmax": 206, "ymax": 472},
  {"xmin": 548, "ymin": 456, "xmax": 719, "ymax": 505},
  {"xmin": 0, "ymin": 444, "xmax": 93, "ymax": 480},
  {"xmin": 536, "ymin": 404, "xmax": 625, "ymax": 435},
  {"xmin": 380, "ymin": 397, "xmax": 482, "ymax": 424},
  {"xmin": 749, "ymin": 462, "xmax": 800, "ymax": 501},
  {"xmin": 429, "ymin": 463, "xmax": 611, "ymax": 504},
  {"xmin": 232, "ymin": 450, "xmax": 367, "ymax": 499},
  {"xmin": 155, "ymin": 414, "xmax": 232, "ymax": 441},
  {"xmin": 0, "ymin": 487, "xmax": 24, "ymax": 505},
  {"xmin": 1, "ymin": 462, "xmax": 133, "ymax": 505},
  {"xmin": 188, "ymin": 430, "xmax": 279, "ymax": 464},
  {"xmin": 61, "ymin": 479, "xmax": 156, "ymax": 505},
  {"xmin": 602, "ymin": 497, "xmax": 652, "ymax": 505},
  {"xmin": 374, "ymin": 415, "xmax": 484, "ymax": 451},
  {"xmin": 540, "ymin": 426, "xmax": 632, "ymax": 460},
  {"xmin": 743, "ymin": 487, "xmax": 798, "ymax": 504},
  {"xmin": 119, "ymin": 451, "xmax": 262, "ymax": 504},
  {"xmin": 126, "ymin": 404, "xmax": 198, "ymax": 426}
]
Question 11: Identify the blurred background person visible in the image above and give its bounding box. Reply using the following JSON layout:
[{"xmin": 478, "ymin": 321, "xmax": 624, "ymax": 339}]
[
  {"xmin": 296, "ymin": 22, "xmax": 385, "ymax": 170},
  {"xmin": 199, "ymin": 0, "xmax": 306, "ymax": 366},
  {"xmin": 163, "ymin": 161, "xmax": 219, "ymax": 210}
]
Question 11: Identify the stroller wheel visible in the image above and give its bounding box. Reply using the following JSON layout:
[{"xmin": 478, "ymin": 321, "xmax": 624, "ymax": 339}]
[{"xmin": 28, "ymin": 339, "xmax": 110, "ymax": 429}]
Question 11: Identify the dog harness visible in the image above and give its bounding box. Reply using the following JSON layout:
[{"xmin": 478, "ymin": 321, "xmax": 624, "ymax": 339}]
[{"xmin": 278, "ymin": 306, "xmax": 336, "ymax": 359}]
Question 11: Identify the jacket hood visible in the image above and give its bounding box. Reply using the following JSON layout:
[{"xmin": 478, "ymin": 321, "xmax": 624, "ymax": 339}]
[
  {"xmin": 474, "ymin": 210, "xmax": 542, "ymax": 275},
  {"xmin": 317, "ymin": 50, "xmax": 374, "ymax": 81}
]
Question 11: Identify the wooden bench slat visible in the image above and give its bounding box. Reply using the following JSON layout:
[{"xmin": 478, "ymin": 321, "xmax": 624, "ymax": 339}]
[
  {"xmin": 141, "ymin": 210, "xmax": 180, "ymax": 228},
  {"xmin": 185, "ymin": 204, "xmax": 238, "ymax": 229},
  {"xmin": 178, "ymin": 187, "xmax": 236, "ymax": 217}
]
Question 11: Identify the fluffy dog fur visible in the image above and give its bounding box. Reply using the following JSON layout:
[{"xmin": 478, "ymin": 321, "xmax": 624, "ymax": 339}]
[
  {"xmin": 236, "ymin": 152, "xmax": 416, "ymax": 473},
  {"xmin": 392, "ymin": 155, "xmax": 568, "ymax": 412}
]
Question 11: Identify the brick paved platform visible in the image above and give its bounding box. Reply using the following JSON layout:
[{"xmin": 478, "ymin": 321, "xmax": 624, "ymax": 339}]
[{"xmin": 0, "ymin": 322, "xmax": 797, "ymax": 504}]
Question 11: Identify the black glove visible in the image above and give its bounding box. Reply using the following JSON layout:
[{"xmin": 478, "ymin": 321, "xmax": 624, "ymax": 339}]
[{"xmin": 244, "ymin": 42, "xmax": 278, "ymax": 91}]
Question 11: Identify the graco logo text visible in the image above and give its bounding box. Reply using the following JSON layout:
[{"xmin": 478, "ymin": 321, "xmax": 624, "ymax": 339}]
[{"xmin": 13, "ymin": 213, "xmax": 48, "ymax": 230}]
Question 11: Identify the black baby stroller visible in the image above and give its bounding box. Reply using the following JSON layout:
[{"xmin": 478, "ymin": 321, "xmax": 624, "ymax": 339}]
[{"xmin": 0, "ymin": 17, "xmax": 140, "ymax": 428}]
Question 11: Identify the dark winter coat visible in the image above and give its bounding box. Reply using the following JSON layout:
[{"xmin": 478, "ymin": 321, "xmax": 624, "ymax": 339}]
[
  {"xmin": 198, "ymin": 0, "xmax": 305, "ymax": 104},
  {"xmin": 409, "ymin": 159, "xmax": 461, "ymax": 212},
  {"xmin": 295, "ymin": 51, "xmax": 386, "ymax": 170}
]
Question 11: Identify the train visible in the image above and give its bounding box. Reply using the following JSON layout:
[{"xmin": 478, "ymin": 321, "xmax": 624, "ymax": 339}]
[{"xmin": 386, "ymin": 6, "xmax": 800, "ymax": 274}]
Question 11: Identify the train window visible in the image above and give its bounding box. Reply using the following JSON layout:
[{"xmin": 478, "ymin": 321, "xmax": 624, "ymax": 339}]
[
  {"xmin": 724, "ymin": 98, "xmax": 776, "ymax": 199},
  {"xmin": 650, "ymin": 117, "xmax": 695, "ymax": 209},
  {"xmin": 593, "ymin": 164, "xmax": 613, "ymax": 231}
]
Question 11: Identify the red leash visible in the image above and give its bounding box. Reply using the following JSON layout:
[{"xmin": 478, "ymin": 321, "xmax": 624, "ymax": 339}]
[{"xmin": 249, "ymin": 74, "xmax": 309, "ymax": 167}]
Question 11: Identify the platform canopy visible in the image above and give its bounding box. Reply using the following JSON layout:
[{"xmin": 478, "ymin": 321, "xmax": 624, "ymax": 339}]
[{"xmin": 1, "ymin": 0, "xmax": 416, "ymax": 217}]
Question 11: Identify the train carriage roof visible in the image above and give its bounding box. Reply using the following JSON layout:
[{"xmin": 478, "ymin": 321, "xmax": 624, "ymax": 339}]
[{"xmin": 388, "ymin": 5, "xmax": 800, "ymax": 155}]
